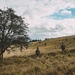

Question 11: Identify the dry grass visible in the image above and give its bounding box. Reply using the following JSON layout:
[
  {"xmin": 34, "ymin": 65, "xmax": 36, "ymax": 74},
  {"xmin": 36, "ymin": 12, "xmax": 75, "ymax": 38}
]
[
  {"xmin": 0, "ymin": 35, "xmax": 75, "ymax": 75},
  {"xmin": 0, "ymin": 51, "xmax": 75, "ymax": 75}
]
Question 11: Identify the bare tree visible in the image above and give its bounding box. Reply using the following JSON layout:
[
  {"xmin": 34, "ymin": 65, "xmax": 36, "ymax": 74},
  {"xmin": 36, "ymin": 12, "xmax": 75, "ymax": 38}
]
[{"xmin": 0, "ymin": 8, "xmax": 29, "ymax": 60}]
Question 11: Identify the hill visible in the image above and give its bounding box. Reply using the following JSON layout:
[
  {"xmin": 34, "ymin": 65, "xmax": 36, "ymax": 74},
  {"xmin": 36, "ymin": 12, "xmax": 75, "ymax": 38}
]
[
  {"xmin": 30, "ymin": 35, "xmax": 75, "ymax": 54},
  {"xmin": 3, "ymin": 35, "xmax": 75, "ymax": 58},
  {"xmin": 0, "ymin": 35, "xmax": 75, "ymax": 75}
]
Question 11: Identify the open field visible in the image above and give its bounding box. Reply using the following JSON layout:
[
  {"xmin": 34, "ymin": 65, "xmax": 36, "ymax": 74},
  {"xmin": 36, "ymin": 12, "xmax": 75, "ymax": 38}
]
[
  {"xmin": 0, "ymin": 35, "xmax": 75, "ymax": 75},
  {"xmin": 4, "ymin": 35, "xmax": 75, "ymax": 58}
]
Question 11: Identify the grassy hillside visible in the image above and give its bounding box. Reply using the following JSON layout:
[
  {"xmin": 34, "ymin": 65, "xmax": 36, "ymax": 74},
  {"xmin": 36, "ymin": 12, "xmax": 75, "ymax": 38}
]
[
  {"xmin": 0, "ymin": 35, "xmax": 75, "ymax": 75},
  {"xmin": 30, "ymin": 35, "xmax": 75, "ymax": 54}
]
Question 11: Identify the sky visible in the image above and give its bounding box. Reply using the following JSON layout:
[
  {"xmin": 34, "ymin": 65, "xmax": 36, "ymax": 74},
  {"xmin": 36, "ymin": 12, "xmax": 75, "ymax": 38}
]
[{"xmin": 0, "ymin": 0, "xmax": 75, "ymax": 40}]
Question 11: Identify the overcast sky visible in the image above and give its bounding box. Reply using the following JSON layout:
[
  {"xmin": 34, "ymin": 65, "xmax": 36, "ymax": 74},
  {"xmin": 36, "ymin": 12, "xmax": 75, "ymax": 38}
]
[{"xmin": 0, "ymin": 0, "xmax": 75, "ymax": 40}]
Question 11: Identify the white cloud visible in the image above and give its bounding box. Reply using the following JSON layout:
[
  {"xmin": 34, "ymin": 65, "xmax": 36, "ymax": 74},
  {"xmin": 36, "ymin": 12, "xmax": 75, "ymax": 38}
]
[
  {"xmin": 0, "ymin": 0, "xmax": 75, "ymax": 40},
  {"xmin": 60, "ymin": 10, "xmax": 72, "ymax": 15}
]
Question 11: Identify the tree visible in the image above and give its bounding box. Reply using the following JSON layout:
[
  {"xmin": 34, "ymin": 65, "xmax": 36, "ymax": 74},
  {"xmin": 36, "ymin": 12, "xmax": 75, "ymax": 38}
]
[{"xmin": 0, "ymin": 8, "xmax": 29, "ymax": 60}]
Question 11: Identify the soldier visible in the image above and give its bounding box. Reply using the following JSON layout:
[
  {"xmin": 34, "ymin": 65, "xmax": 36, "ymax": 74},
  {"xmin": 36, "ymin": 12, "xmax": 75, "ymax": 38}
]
[
  {"xmin": 45, "ymin": 42, "xmax": 47, "ymax": 46},
  {"xmin": 36, "ymin": 47, "xmax": 40, "ymax": 56},
  {"xmin": 60, "ymin": 42, "xmax": 65, "ymax": 53}
]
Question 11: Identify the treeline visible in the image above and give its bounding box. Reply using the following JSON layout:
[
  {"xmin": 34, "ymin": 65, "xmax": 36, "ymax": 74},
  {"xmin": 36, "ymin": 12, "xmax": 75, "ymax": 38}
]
[{"xmin": 30, "ymin": 39, "xmax": 41, "ymax": 42}]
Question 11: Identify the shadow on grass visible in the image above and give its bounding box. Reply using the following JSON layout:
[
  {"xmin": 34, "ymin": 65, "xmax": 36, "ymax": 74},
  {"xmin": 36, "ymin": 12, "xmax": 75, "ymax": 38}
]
[
  {"xmin": 48, "ymin": 49, "xmax": 75, "ymax": 57},
  {"xmin": 28, "ymin": 54, "xmax": 44, "ymax": 59},
  {"xmin": 70, "ymin": 49, "xmax": 75, "ymax": 53}
]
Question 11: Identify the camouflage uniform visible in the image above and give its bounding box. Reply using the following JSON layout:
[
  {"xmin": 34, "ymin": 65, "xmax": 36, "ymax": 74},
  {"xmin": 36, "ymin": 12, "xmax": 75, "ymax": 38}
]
[
  {"xmin": 61, "ymin": 42, "xmax": 65, "ymax": 52},
  {"xmin": 36, "ymin": 47, "xmax": 40, "ymax": 56}
]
